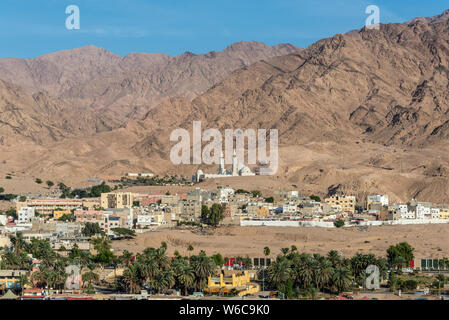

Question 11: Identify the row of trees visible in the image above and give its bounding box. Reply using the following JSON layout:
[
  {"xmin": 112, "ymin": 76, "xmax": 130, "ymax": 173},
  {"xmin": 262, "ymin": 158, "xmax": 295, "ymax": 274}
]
[
  {"xmin": 264, "ymin": 247, "xmax": 388, "ymax": 298},
  {"xmin": 0, "ymin": 233, "xmax": 427, "ymax": 298},
  {"xmin": 118, "ymin": 244, "xmax": 216, "ymax": 295},
  {"xmin": 265, "ymin": 242, "xmax": 416, "ymax": 298},
  {"xmin": 0, "ymin": 233, "xmax": 133, "ymax": 293}
]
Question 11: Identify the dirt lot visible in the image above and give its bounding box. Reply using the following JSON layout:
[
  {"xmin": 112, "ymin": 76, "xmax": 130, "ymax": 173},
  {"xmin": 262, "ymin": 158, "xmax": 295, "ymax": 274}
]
[{"xmin": 111, "ymin": 224, "xmax": 449, "ymax": 259}]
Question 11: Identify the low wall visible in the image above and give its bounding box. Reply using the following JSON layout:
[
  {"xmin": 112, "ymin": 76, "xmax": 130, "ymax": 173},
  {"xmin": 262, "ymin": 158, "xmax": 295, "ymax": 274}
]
[
  {"xmin": 241, "ymin": 219, "xmax": 449, "ymax": 228},
  {"xmin": 240, "ymin": 220, "xmax": 335, "ymax": 228}
]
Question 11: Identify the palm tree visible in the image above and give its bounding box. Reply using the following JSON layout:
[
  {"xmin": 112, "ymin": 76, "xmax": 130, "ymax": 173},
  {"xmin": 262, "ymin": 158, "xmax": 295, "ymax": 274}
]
[
  {"xmin": 156, "ymin": 247, "xmax": 170, "ymax": 269},
  {"xmin": 187, "ymin": 245, "xmax": 194, "ymax": 257},
  {"xmin": 122, "ymin": 263, "xmax": 142, "ymax": 294},
  {"xmin": 19, "ymin": 274, "xmax": 29, "ymax": 296},
  {"xmin": 262, "ymin": 247, "xmax": 271, "ymax": 291},
  {"xmin": 191, "ymin": 253, "xmax": 216, "ymax": 291},
  {"xmin": 331, "ymin": 267, "xmax": 352, "ymax": 294},
  {"xmin": 152, "ymin": 269, "xmax": 175, "ymax": 293},
  {"xmin": 175, "ymin": 264, "xmax": 194, "ymax": 296},
  {"xmin": 314, "ymin": 257, "xmax": 333, "ymax": 292},
  {"xmin": 120, "ymin": 250, "xmax": 133, "ymax": 265},
  {"xmin": 82, "ymin": 264, "xmax": 100, "ymax": 289},
  {"xmin": 9, "ymin": 232, "xmax": 28, "ymax": 255},
  {"xmin": 267, "ymin": 257, "xmax": 291, "ymax": 291},
  {"xmin": 327, "ymin": 250, "xmax": 342, "ymax": 268},
  {"xmin": 263, "ymin": 247, "xmax": 270, "ymax": 257},
  {"xmin": 292, "ymin": 254, "xmax": 314, "ymax": 289}
]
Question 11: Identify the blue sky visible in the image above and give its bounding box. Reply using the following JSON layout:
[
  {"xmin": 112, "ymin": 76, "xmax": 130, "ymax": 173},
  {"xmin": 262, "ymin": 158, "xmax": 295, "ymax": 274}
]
[{"xmin": 0, "ymin": 0, "xmax": 447, "ymax": 58}]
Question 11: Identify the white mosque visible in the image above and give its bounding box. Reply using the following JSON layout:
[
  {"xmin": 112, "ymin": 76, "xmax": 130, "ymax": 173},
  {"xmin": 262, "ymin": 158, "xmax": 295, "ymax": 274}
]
[{"xmin": 192, "ymin": 150, "xmax": 255, "ymax": 182}]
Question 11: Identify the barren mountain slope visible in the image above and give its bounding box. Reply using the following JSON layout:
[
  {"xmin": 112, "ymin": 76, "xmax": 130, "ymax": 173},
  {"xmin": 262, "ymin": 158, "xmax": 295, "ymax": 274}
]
[
  {"xmin": 129, "ymin": 19, "xmax": 449, "ymax": 203},
  {"xmin": 0, "ymin": 42, "xmax": 300, "ymax": 122}
]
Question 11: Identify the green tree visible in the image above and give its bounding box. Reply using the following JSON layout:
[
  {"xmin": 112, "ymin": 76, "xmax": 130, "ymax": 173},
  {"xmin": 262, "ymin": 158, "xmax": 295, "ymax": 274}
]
[
  {"xmin": 201, "ymin": 205, "xmax": 210, "ymax": 223},
  {"xmin": 35, "ymin": 178, "xmax": 43, "ymax": 184},
  {"xmin": 112, "ymin": 228, "xmax": 136, "ymax": 239},
  {"xmin": 82, "ymin": 222, "xmax": 103, "ymax": 237},
  {"xmin": 264, "ymin": 197, "xmax": 274, "ymax": 203},
  {"xmin": 331, "ymin": 267, "xmax": 352, "ymax": 293},
  {"xmin": 387, "ymin": 242, "xmax": 415, "ymax": 268},
  {"xmin": 334, "ymin": 219, "xmax": 345, "ymax": 228},
  {"xmin": 310, "ymin": 195, "xmax": 321, "ymax": 202},
  {"xmin": 208, "ymin": 204, "xmax": 224, "ymax": 226},
  {"xmin": 122, "ymin": 263, "xmax": 142, "ymax": 294},
  {"xmin": 82, "ymin": 265, "xmax": 100, "ymax": 289},
  {"xmin": 267, "ymin": 257, "xmax": 291, "ymax": 293},
  {"xmin": 251, "ymin": 190, "xmax": 262, "ymax": 198},
  {"xmin": 212, "ymin": 253, "xmax": 224, "ymax": 266},
  {"xmin": 46, "ymin": 181, "xmax": 54, "ymax": 188}
]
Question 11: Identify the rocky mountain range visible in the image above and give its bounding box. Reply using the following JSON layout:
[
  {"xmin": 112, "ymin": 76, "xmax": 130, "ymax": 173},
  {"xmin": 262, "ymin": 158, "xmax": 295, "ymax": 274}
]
[{"xmin": 1, "ymin": 9, "xmax": 449, "ymax": 204}]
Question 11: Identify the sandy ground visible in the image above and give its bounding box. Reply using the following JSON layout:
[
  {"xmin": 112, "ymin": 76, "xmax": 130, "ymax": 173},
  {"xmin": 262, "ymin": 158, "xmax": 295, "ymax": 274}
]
[{"xmin": 112, "ymin": 224, "xmax": 449, "ymax": 259}]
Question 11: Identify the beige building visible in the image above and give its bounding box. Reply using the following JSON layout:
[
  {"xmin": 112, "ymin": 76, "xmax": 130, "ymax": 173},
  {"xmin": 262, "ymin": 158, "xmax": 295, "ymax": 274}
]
[
  {"xmin": 439, "ymin": 207, "xmax": 449, "ymax": 219},
  {"xmin": 101, "ymin": 192, "xmax": 133, "ymax": 209},
  {"xmin": 16, "ymin": 198, "xmax": 99, "ymax": 216},
  {"xmin": 161, "ymin": 195, "xmax": 181, "ymax": 206},
  {"xmin": 324, "ymin": 195, "xmax": 356, "ymax": 214},
  {"xmin": 179, "ymin": 199, "xmax": 201, "ymax": 222},
  {"xmin": 246, "ymin": 205, "xmax": 270, "ymax": 218}
]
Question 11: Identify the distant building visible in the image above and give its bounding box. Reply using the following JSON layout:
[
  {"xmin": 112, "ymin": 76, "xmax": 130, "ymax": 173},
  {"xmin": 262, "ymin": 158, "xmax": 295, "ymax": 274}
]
[
  {"xmin": 439, "ymin": 207, "xmax": 449, "ymax": 219},
  {"xmin": 325, "ymin": 195, "xmax": 356, "ymax": 214},
  {"xmin": 16, "ymin": 198, "xmax": 99, "ymax": 216},
  {"xmin": 125, "ymin": 173, "xmax": 154, "ymax": 178},
  {"xmin": 53, "ymin": 210, "xmax": 71, "ymax": 220},
  {"xmin": 192, "ymin": 150, "xmax": 255, "ymax": 182},
  {"xmin": 0, "ymin": 270, "xmax": 28, "ymax": 290},
  {"xmin": 17, "ymin": 207, "xmax": 35, "ymax": 224},
  {"xmin": 366, "ymin": 195, "xmax": 389, "ymax": 209},
  {"xmin": 205, "ymin": 270, "xmax": 260, "ymax": 297},
  {"xmin": 101, "ymin": 193, "xmax": 133, "ymax": 209}
]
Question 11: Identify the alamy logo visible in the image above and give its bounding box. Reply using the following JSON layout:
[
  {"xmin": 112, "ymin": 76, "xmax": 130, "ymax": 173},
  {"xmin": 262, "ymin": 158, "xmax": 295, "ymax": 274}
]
[
  {"xmin": 365, "ymin": 5, "xmax": 380, "ymax": 30},
  {"xmin": 170, "ymin": 121, "xmax": 278, "ymax": 176},
  {"xmin": 66, "ymin": 5, "xmax": 80, "ymax": 30}
]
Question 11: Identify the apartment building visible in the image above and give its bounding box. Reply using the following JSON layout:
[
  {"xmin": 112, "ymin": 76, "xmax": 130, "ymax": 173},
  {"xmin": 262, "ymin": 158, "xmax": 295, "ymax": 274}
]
[
  {"xmin": 101, "ymin": 192, "xmax": 133, "ymax": 209},
  {"xmin": 74, "ymin": 209, "xmax": 124, "ymax": 236},
  {"xmin": 439, "ymin": 207, "xmax": 449, "ymax": 219},
  {"xmin": 366, "ymin": 195, "xmax": 389, "ymax": 209},
  {"xmin": 16, "ymin": 198, "xmax": 99, "ymax": 216},
  {"xmin": 179, "ymin": 199, "xmax": 201, "ymax": 222},
  {"xmin": 324, "ymin": 195, "xmax": 356, "ymax": 214},
  {"xmin": 136, "ymin": 214, "xmax": 165, "ymax": 228},
  {"xmin": 273, "ymin": 190, "xmax": 299, "ymax": 202},
  {"xmin": 18, "ymin": 207, "xmax": 35, "ymax": 224},
  {"xmin": 246, "ymin": 204, "xmax": 270, "ymax": 218},
  {"xmin": 53, "ymin": 210, "xmax": 71, "ymax": 219}
]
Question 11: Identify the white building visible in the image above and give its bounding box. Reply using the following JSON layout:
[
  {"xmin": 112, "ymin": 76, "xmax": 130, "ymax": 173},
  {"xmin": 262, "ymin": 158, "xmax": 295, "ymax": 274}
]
[
  {"xmin": 137, "ymin": 214, "xmax": 164, "ymax": 228},
  {"xmin": 367, "ymin": 195, "xmax": 389, "ymax": 207},
  {"xmin": 390, "ymin": 204, "xmax": 413, "ymax": 219},
  {"xmin": 192, "ymin": 150, "xmax": 255, "ymax": 182},
  {"xmin": 0, "ymin": 215, "xmax": 6, "ymax": 226},
  {"xmin": 18, "ymin": 207, "xmax": 35, "ymax": 224},
  {"xmin": 414, "ymin": 203, "xmax": 431, "ymax": 220},
  {"xmin": 282, "ymin": 204, "xmax": 298, "ymax": 214},
  {"xmin": 431, "ymin": 207, "xmax": 440, "ymax": 219},
  {"xmin": 218, "ymin": 187, "xmax": 235, "ymax": 203}
]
